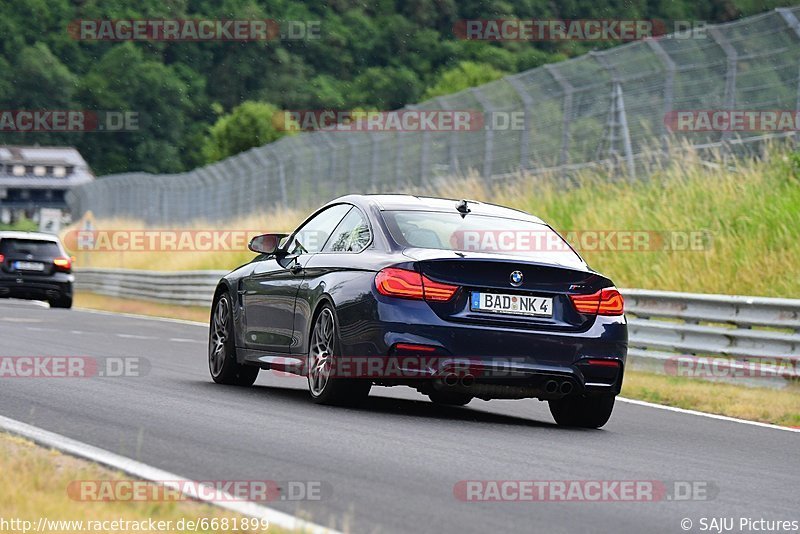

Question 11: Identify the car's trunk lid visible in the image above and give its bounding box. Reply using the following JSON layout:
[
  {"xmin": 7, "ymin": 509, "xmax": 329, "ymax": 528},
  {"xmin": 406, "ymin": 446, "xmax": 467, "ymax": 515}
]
[{"xmin": 404, "ymin": 248, "xmax": 612, "ymax": 331}]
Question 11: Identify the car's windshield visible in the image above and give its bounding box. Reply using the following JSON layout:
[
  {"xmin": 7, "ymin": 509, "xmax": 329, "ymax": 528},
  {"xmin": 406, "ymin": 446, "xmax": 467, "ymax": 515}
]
[{"xmin": 381, "ymin": 210, "xmax": 584, "ymax": 267}]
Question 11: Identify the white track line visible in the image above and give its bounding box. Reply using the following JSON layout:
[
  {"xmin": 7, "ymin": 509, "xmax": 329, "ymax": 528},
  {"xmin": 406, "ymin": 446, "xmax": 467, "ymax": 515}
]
[
  {"xmin": 0, "ymin": 415, "xmax": 342, "ymax": 534},
  {"xmin": 617, "ymin": 397, "xmax": 800, "ymax": 433},
  {"xmin": 75, "ymin": 307, "xmax": 207, "ymax": 326}
]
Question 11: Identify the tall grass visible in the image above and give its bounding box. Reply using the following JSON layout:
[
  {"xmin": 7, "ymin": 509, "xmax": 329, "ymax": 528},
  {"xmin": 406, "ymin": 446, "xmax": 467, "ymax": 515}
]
[
  {"xmin": 431, "ymin": 147, "xmax": 800, "ymax": 297},
  {"xmin": 65, "ymin": 145, "xmax": 800, "ymax": 297}
]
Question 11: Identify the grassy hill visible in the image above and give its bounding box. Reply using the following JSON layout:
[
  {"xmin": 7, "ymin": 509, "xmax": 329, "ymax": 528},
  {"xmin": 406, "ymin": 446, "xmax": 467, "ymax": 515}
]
[{"xmin": 66, "ymin": 144, "xmax": 800, "ymax": 298}]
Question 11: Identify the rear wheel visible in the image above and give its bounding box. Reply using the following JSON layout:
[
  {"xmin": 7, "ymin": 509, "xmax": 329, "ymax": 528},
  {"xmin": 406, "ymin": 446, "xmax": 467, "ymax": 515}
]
[
  {"xmin": 307, "ymin": 304, "xmax": 370, "ymax": 406},
  {"xmin": 209, "ymin": 294, "xmax": 259, "ymax": 386},
  {"xmin": 49, "ymin": 295, "xmax": 72, "ymax": 309},
  {"xmin": 428, "ymin": 390, "xmax": 472, "ymax": 406},
  {"xmin": 549, "ymin": 394, "xmax": 615, "ymax": 428}
]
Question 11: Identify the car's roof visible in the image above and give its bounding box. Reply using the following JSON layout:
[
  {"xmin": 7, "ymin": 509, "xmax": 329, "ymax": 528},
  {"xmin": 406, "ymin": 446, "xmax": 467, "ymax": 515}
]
[
  {"xmin": 332, "ymin": 194, "xmax": 544, "ymax": 223},
  {"xmin": 0, "ymin": 231, "xmax": 60, "ymax": 242}
]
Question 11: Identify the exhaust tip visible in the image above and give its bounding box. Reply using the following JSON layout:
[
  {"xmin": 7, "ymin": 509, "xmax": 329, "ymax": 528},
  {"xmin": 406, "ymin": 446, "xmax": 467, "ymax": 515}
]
[
  {"xmin": 443, "ymin": 373, "xmax": 459, "ymax": 387},
  {"xmin": 461, "ymin": 374, "xmax": 475, "ymax": 387},
  {"xmin": 544, "ymin": 380, "xmax": 558, "ymax": 394},
  {"xmin": 559, "ymin": 381, "xmax": 574, "ymax": 395}
]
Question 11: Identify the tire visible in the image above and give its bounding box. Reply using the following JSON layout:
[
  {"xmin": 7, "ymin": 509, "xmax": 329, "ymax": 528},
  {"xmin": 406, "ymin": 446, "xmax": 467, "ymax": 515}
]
[
  {"xmin": 548, "ymin": 394, "xmax": 615, "ymax": 428},
  {"xmin": 209, "ymin": 293, "xmax": 259, "ymax": 386},
  {"xmin": 428, "ymin": 390, "xmax": 472, "ymax": 406},
  {"xmin": 50, "ymin": 295, "xmax": 72, "ymax": 309},
  {"xmin": 307, "ymin": 304, "xmax": 371, "ymax": 406}
]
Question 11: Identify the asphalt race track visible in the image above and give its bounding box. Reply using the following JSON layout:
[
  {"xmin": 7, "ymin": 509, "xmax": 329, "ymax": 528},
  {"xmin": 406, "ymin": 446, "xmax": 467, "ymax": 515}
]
[{"xmin": 0, "ymin": 300, "xmax": 796, "ymax": 534}]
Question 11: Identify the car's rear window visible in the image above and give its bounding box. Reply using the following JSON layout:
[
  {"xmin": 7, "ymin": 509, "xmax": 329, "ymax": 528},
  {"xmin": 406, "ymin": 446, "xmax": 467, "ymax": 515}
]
[
  {"xmin": 0, "ymin": 238, "xmax": 62, "ymax": 257},
  {"xmin": 381, "ymin": 210, "xmax": 584, "ymax": 267}
]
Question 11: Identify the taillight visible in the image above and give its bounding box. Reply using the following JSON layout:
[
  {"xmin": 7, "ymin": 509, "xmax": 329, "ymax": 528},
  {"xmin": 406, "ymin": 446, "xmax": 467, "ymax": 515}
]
[
  {"xmin": 375, "ymin": 267, "xmax": 458, "ymax": 302},
  {"xmin": 53, "ymin": 257, "xmax": 72, "ymax": 273},
  {"xmin": 422, "ymin": 277, "xmax": 459, "ymax": 301},
  {"xmin": 569, "ymin": 288, "xmax": 624, "ymax": 316},
  {"xmin": 0, "ymin": 253, "xmax": 4, "ymax": 264}
]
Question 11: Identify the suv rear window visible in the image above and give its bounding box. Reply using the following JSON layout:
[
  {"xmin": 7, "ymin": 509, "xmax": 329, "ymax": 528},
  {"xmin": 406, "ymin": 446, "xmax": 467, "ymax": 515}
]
[{"xmin": 0, "ymin": 239, "xmax": 62, "ymax": 257}]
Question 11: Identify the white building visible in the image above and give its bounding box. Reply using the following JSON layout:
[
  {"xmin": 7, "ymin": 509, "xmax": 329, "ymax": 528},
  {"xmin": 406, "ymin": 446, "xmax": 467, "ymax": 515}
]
[{"xmin": 0, "ymin": 145, "xmax": 94, "ymax": 225}]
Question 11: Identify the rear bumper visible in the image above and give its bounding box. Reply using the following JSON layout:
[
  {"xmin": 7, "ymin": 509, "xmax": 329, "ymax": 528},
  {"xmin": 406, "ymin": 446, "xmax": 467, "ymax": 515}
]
[
  {"xmin": 0, "ymin": 274, "xmax": 73, "ymax": 302},
  {"xmin": 337, "ymin": 294, "xmax": 628, "ymax": 398}
]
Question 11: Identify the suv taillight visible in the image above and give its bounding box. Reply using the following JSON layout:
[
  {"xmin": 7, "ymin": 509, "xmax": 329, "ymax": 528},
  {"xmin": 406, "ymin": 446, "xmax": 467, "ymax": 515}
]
[
  {"xmin": 375, "ymin": 267, "xmax": 458, "ymax": 302},
  {"xmin": 570, "ymin": 288, "xmax": 624, "ymax": 316},
  {"xmin": 53, "ymin": 257, "xmax": 72, "ymax": 273}
]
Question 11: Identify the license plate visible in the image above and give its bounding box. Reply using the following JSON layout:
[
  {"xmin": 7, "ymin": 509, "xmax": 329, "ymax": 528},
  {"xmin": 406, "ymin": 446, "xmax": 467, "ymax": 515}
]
[
  {"xmin": 470, "ymin": 292, "xmax": 553, "ymax": 317},
  {"xmin": 13, "ymin": 261, "xmax": 45, "ymax": 271}
]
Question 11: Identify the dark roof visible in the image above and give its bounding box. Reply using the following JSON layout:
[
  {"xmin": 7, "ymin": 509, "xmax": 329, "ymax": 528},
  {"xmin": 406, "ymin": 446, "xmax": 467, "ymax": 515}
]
[
  {"xmin": 332, "ymin": 194, "xmax": 543, "ymax": 223},
  {"xmin": 0, "ymin": 145, "xmax": 94, "ymax": 190}
]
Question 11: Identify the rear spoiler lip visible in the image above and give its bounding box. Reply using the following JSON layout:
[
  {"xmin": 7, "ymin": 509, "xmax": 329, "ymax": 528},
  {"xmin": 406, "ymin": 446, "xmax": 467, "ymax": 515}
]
[{"xmin": 400, "ymin": 247, "xmax": 590, "ymax": 273}]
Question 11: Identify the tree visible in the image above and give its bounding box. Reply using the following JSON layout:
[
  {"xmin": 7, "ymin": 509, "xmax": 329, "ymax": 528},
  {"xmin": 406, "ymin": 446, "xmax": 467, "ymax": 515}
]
[
  {"xmin": 201, "ymin": 101, "xmax": 288, "ymax": 163},
  {"xmin": 422, "ymin": 61, "xmax": 507, "ymax": 100},
  {"xmin": 7, "ymin": 43, "xmax": 76, "ymax": 109},
  {"xmin": 351, "ymin": 67, "xmax": 423, "ymax": 109},
  {"xmin": 75, "ymin": 43, "xmax": 197, "ymax": 174}
]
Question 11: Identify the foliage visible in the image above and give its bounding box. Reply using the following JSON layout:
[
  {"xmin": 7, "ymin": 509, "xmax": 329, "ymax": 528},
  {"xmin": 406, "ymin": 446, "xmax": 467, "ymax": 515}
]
[
  {"xmin": 422, "ymin": 61, "xmax": 507, "ymax": 100},
  {"xmin": 0, "ymin": 217, "xmax": 38, "ymax": 232},
  {"xmin": 0, "ymin": 0, "xmax": 773, "ymax": 174},
  {"xmin": 201, "ymin": 101, "xmax": 287, "ymax": 163}
]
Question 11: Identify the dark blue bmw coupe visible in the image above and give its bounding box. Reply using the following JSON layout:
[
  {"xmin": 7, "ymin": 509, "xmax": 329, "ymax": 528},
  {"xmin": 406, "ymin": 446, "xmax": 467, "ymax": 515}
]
[{"xmin": 209, "ymin": 195, "xmax": 627, "ymax": 428}]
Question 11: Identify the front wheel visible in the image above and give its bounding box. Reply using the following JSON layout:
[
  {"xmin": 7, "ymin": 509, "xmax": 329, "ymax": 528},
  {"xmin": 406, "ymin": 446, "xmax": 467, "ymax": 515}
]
[
  {"xmin": 209, "ymin": 294, "xmax": 259, "ymax": 386},
  {"xmin": 307, "ymin": 304, "xmax": 370, "ymax": 406},
  {"xmin": 548, "ymin": 394, "xmax": 615, "ymax": 428}
]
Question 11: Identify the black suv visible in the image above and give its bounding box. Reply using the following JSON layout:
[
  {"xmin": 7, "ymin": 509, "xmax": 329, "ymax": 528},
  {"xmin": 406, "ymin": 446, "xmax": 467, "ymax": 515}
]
[{"xmin": 0, "ymin": 232, "xmax": 74, "ymax": 308}]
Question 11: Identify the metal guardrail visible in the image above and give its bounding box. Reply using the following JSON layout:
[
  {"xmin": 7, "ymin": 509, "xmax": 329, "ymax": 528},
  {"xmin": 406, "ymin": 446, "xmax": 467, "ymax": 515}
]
[
  {"xmin": 74, "ymin": 269, "xmax": 800, "ymax": 388},
  {"xmin": 623, "ymin": 290, "xmax": 800, "ymax": 388},
  {"xmin": 75, "ymin": 268, "xmax": 226, "ymax": 308}
]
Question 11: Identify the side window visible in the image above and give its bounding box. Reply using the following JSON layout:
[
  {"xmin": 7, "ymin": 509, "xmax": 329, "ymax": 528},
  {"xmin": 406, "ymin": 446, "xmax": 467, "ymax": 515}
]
[
  {"xmin": 324, "ymin": 208, "xmax": 371, "ymax": 253},
  {"xmin": 286, "ymin": 204, "xmax": 351, "ymax": 255}
]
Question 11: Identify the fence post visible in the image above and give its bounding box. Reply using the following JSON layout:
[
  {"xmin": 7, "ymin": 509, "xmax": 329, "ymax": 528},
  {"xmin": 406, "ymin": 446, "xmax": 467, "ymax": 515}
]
[
  {"xmin": 251, "ymin": 151, "xmax": 273, "ymax": 208},
  {"xmin": 419, "ymin": 129, "xmax": 431, "ymax": 186},
  {"xmin": 545, "ymin": 64, "xmax": 574, "ymax": 166},
  {"xmin": 435, "ymin": 96, "xmax": 459, "ymax": 176},
  {"xmin": 777, "ymin": 7, "xmax": 800, "ymax": 38},
  {"xmin": 506, "ymin": 75, "xmax": 534, "ymax": 171},
  {"xmin": 647, "ymin": 39, "xmax": 676, "ymax": 154},
  {"xmin": 394, "ymin": 130, "xmax": 405, "ymax": 189},
  {"xmin": 470, "ymin": 88, "xmax": 494, "ymax": 179},
  {"xmin": 776, "ymin": 8, "xmax": 800, "ymax": 120},
  {"xmin": 369, "ymin": 134, "xmax": 380, "ymax": 191},
  {"xmin": 401, "ymin": 104, "xmax": 423, "ymax": 187},
  {"xmin": 344, "ymin": 135, "xmax": 358, "ymax": 193},
  {"xmin": 593, "ymin": 52, "xmax": 636, "ymax": 179},
  {"xmin": 319, "ymin": 132, "xmax": 339, "ymax": 197},
  {"xmin": 708, "ymin": 27, "xmax": 738, "ymax": 144}
]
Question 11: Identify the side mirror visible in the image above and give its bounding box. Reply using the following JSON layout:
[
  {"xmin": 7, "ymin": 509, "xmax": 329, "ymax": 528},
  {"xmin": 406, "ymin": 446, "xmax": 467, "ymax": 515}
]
[{"xmin": 248, "ymin": 233, "xmax": 287, "ymax": 255}]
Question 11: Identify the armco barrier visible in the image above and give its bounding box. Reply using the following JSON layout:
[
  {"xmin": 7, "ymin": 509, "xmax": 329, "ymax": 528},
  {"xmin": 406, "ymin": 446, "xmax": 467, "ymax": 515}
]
[
  {"xmin": 75, "ymin": 268, "xmax": 226, "ymax": 307},
  {"xmin": 74, "ymin": 269, "xmax": 800, "ymax": 387}
]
